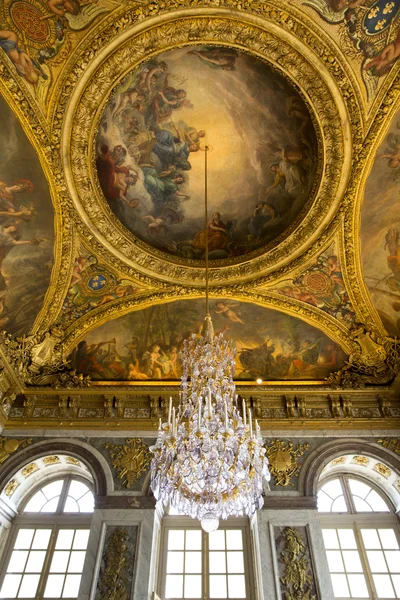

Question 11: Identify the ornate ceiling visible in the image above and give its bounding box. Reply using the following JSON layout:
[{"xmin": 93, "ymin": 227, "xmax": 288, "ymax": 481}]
[{"xmin": 0, "ymin": 0, "xmax": 399, "ymax": 431}]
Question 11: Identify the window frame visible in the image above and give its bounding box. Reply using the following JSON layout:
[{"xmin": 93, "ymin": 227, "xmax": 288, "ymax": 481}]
[
  {"xmin": 0, "ymin": 475, "xmax": 94, "ymax": 600},
  {"xmin": 158, "ymin": 516, "xmax": 255, "ymax": 600},
  {"xmin": 318, "ymin": 473, "xmax": 400, "ymax": 600},
  {"xmin": 318, "ymin": 473, "xmax": 396, "ymax": 514}
]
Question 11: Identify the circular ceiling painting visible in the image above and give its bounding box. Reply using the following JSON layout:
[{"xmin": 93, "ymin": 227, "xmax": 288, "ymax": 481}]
[{"xmin": 96, "ymin": 46, "xmax": 319, "ymax": 262}]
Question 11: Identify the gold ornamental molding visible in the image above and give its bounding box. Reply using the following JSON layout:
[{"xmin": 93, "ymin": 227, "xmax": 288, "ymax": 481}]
[
  {"xmin": 104, "ymin": 438, "xmax": 151, "ymax": 487},
  {"xmin": 265, "ymin": 439, "xmax": 310, "ymax": 487},
  {"xmin": 63, "ymin": 12, "xmax": 351, "ymax": 287}
]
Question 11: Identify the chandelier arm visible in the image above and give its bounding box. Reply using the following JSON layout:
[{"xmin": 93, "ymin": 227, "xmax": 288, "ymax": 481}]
[{"xmin": 205, "ymin": 144, "xmax": 209, "ymax": 316}]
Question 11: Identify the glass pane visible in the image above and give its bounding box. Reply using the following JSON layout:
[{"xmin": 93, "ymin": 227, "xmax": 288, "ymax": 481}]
[
  {"xmin": 185, "ymin": 552, "xmax": 201, "ymax": 574},
  {"xmin": 55, "ymin": 530, "xmax": 74, "ymax": 550},
  {"xmin": 167, "ymin": 551, "xmax": 184, "ymax": 574},
  {"xmin": 347, "ymin": 574, "xmax": 369, "ymax": 598},
  {"xmin": 41, "ymin": 498, "xmax": 60, "ymax": 513},
  {"xmin": 44, "ymin": 574, "xmax": 64, "ymax": 598},
  {"xmin": 50, "ymin": 551, "xmax": 70, "ymax": 573},
  {"xmin": 63, "ymin": 497, "xmax": 79, "ymax": 513},
  {"xmin": 185, "ymin": 530, "xmax": 201, "ymax": 551},
  {"xmin": 392, "ymin": 575, "xmax": 400, "ymax": 597},
  {"xmin": 317, "ymin": 490, "xmax": 333, "ymax": 512},
  {"xmin": 77, "ymin": 492, "xmax": 94, "ymax": 513},
  {"xmin": 184, "ymin": 575, "xmax": 201, "ymax": 599},
  {"xmin": 226, "ymin": 530, "xmax": 243, "ymax": 550},
  {"xmin": 331, "ymin": 496, "xmax": 348, "ymax": 512},
  {"xmin": 18, "ymin": 574, "xmax": 40, "ymax": 598},
  {"xmin": 367, "ymin": 551, "xmax": 387, "ymax": 573},
  {"xmin": 338, "ymin": 529, "xmax": 357, "ymax": 550},
  {"xmin": 385, "ymin": 551, "xmax": 400, "ymax": 573},
  {"xmin": 228, "ymin": 574, "xmax": 246, "ymax": 598},
  {"xmin": 8, "ymin": 551, "xmax": 28, "ymax": 573},
  {"xmin": 349, "ymin": 479, "xmax": 371, "ymax": 500},
  {"xmin": 14, "ymin": 530, "xmax": 34, "ymax": 550},
  {"xmin": 32, "ymin": 530, "xmax": 51, "ymax": 550},
  {"xmin": 209, "ymin": 552, "xmax": 226, "ymax": 574},
  {"xmin": 227, "ymin": 552, "xmax": 244, "ymax": 574},
  {"xmin": 25, "ymin": 551, "xmax": 46, "ymax": 573},
  {"xmin": 62, "ymin": 574, "xmax": 81, "ymax": 598},
  {"xmin": 24, "ymin": 492, "xmax": 46, "ymax": 513},
  {"xmin": 326, "ymin": 550, "xmax": 345, "ymax": 573},
  {"xmin": 42, "ymin": 481, "xmax": 63, "ymax": 500},
  {"xmin": 68, "ymin": 552, "xmax": 86, "ymax": 573},
  {"xmin": 322, "ymin": 530, "xmax": 339, "ymax": 550},
  {"xmin": 353, "ymin": 497, "xmax": 373, "ymax": 512},
  {"xmin": 331, "ymin": 574, "xmax": 350, "ymax": 597},
  {"xmin": 209, "ymin": 575, "xmax": 227, "ymax": 599},
  {"xmin": 165, "ymin": 574, "xmax": 183, "ymax": 598},
  {"xmin": 366, "ymin": 490, "xmax": 390, "ymax": 512},
  {"xmin": 0, "ymin": 574, "xmax": 21, "ymax": 598},
  {"xmin": 168, "ymin": 530, "xmax": 184, "ymax": 551},
  {"xmin": 68, "ymin": 480, "xmax": 89, "ymax": 500},
  {"xmin": 379, "ymin": 530, "xmax": 399, "ymax": 550},
  {"xmin": 73, "ymin": 530, "xmax": 90, "ymax": 550},
  {"xmin": 361, "ymin": 529, "xmax": 381, "ymax": 549},
  {"xmin": 321, "ymin": 479, "xmax": 344, "ymax": 499},
  {"xmin": 342, "ymin": 551, "xmax": 363, "ymax": 573},
  {"xmin": 209, "ymin": 531, "xmax": 225, "ymax": 551},
  {"xmin": 372, "ymin": 574, "xmax": 396, "ymax": 598}
]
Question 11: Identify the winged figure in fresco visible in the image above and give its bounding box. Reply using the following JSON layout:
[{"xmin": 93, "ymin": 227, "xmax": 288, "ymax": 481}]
[
  {"xmin": 188, "ymin": 48, "xmax": 238, "ymax": 71},
  {"xmin": 377, "ymin": 126, "xmax": 400, "ymax": 169}
]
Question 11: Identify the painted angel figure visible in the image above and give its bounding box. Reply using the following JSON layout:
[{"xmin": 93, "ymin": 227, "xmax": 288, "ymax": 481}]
[
  {"xmin": 377, "ymin": 128, "xmax": 400, "ymax": 169},
  {"xmin": 188, "ymin": 48, "xmax": 238, "ymax": 71},
  {"xmin": 213, "ymin": 301, "xmax": 245, "ymax": 324}
]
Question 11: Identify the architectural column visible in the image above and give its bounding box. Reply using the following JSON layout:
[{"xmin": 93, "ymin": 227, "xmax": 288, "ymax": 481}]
[
  {"xmin": 254, "ymin": 506, "xmax": 335, "ymax": 600},
  {"xmin": 79, "ymin": 505, "xmax": 158, "ymax": 600}
]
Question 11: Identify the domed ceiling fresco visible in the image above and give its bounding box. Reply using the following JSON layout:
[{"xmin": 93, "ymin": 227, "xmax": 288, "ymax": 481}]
[
  {"xmin": 0, "ymin": 0, "xmax": 398, "ymax": 429},
  {"xmin": 96, "ymin": 46, "xmax": 318, "ymax": 262}
]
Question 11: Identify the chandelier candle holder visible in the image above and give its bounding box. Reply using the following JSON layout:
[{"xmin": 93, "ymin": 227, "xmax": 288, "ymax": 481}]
[{"xmin": 150, "ymin": 146, "xmax": 270, "ymax": 532}]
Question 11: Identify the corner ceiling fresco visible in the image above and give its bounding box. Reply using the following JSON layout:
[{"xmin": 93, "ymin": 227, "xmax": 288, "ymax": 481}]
[
  {"xmin": 362, "ymin": 108, "xmax": 400, "ymax": 337},
  {"xmin": 96, "ymin": 46, "xmax": 318, "ymax": 262},
  {"xmin": 0, "ymin": 96, "xmax": 53, "ymax": 336},
  {"xmin": 69, "ymin": 299, "xmax": 346, "ymax": 381}
]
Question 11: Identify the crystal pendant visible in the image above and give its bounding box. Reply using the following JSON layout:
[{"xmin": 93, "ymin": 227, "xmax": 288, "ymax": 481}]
[{"xmin": 201, "ymin": 512, "xmax": 220, "ymax": 533}]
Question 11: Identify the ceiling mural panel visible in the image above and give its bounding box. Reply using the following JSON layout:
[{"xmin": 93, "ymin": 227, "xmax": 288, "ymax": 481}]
[
  {"xmin": 68, "ymin": 299, "xmax": 347, "ymax": 382},
  {"xmin": 96, "ymin": 46, "xmax": 318, "ymax": 263},
  {"xmin": 0, "ymin": 96, "xmax": 54, "ymax": 336},
  {"xmin": 362, "ymin": 107, "xmax": 400, "ymax": 337},
  {"xmin": 299, "ymin": 0, "xmax": 400, "ymax": 100},
  {"xmin": 0, "ymin": 0, "xmax": 111, "ymax": 103}
]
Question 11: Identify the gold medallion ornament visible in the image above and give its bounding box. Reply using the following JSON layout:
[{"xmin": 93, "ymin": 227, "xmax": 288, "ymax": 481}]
[
  {"xmin": 352, "ymin": 456, "xmax": 370, "ymax": 465},
  {"xmin": 66, "ymin": 456, "xmax": 80, "ymax": 466},
  {"xmin": 43, "ymin": 455, "xmax": 60, "ymax": 465},
  {"xmin": 374, "ymin": 463, "xmax": 391, "ymax": 478},
  {"xmin": 21, "ymin": 462, "xmax": 39, "ymax": 477},
  {"xmin": 265, "ymin": 440, "xmax": 309, "ymax": 487},
  {"xmin": 104, "ymin": 438, "xmax": 151, "ymax": 488},
  {"xmin": 4, "ymin": 479, "xmax": 19, "ymax": 497},
  {"xmin": 331, "ymin": 456, "xmax": 346, "ymax": 466},
  {"xmin": 0, "ymin": 438, "xmax": 32, "ymax": 466}
]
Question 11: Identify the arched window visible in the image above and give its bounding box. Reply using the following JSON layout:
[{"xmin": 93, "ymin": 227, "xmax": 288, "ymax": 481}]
[
  {"xmin": 317, "ymin": 456, "xmax": 400, "ymax": 600},
  {"xmin": 0, "ymin": 456, "xmax": 94, "ymax": 600}
]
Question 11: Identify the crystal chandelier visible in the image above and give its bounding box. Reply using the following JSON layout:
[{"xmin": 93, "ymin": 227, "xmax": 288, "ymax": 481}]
[{"xmin": 150, "ymin": 147, "xmax": 270, "ymax": 532}]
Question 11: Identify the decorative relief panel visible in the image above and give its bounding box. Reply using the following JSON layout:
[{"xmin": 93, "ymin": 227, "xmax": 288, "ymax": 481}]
[
  {"xmin": 95, "ymin": 526, "xmax": 137, "ymax": 600},
  {"xmin": 275, "ymin": 526, "xmax": 318, "ymax": 600}
]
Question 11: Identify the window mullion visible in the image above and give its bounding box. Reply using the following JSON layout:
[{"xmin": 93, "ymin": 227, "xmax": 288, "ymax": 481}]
[
  {"xmin": 33, "ymin": 524, "xmax": 57, "ymax": 600},
  {"xmin": 57, "ymin": 476, "xmax": 71, "ymax": 514},
  {"xmin": 203, "ymin": 530, "xmax": 207, "ymax": 600},
  {"xmin": 341, "ymin": 476, "xmax": 356, "ymax": 514},
  {"xmin": 354, "ymin": 523, "xmax": 377, "ymax": 600}
]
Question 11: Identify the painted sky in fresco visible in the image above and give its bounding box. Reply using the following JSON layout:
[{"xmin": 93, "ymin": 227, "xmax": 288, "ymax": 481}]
[
  {"xmin": 70, "ymin": 299, "xmax": 346, "ymax": 381},
  {"xmin": 96, "ymin": 46, "xmax": 317, "ymax": 262},
  {"xmin": 0, "ymin": 96, "xmax": 54, "ymax": 335},
  {"xmin": 362, "ymin": 109, "xmax": 400, "ymax": 337}
]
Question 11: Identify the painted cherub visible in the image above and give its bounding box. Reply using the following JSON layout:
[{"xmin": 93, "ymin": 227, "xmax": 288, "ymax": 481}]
[{"xmin": 213, "ymin": 301, "xmax": 245, "ymax": 324}]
